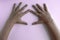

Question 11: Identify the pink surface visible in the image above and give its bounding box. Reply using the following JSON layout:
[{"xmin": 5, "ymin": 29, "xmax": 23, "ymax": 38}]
[{"xmin": 0, "ymin": 0, "xmax": 60, "ymax": 40}]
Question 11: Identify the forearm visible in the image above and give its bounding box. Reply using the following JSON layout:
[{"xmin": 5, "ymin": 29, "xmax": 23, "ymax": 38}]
[
  {"xmin": 44, "ymin": 19, "xmax": 59, "ymax": 40},
  {"xmin": 1, "ymin": 20, "xmax": 15, "ymax": 40}
]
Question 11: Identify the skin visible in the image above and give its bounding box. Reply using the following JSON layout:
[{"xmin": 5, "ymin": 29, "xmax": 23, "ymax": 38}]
[
  {"xmin": 0, "ymin": 2, "xmax": 29, "ymax": 40},
  {"xmin": 28, "ymin": 4, "xmax": 60, "ymax": 40}
]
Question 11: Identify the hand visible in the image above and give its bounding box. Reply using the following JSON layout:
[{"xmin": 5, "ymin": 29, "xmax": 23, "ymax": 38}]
[
  {"xmin": 29, "ymin": 3, "xmax": 53, "ymax": 25},
  {"xmin": 29, "ymin": 4, "xmax": 59, "ymax": 40},
  {"xmin": 1, "ymin": 2, "xmax": 29, "ymax": 40},
  {"xmin": 8, "ymin": 2, "xmax": 28, "ymax": 25}
]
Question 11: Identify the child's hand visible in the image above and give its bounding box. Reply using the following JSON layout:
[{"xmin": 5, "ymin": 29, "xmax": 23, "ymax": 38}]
[
  {"xmin": 8, "ymin": 2, "xmax": 28, "ymax": 25},
  {"xmin": 1, "ymin": 2, "xmax": 28, "ymax": 40},
  {"xmin": 29, "ymin": 4, "xmax": 52, "ymax": 25}
]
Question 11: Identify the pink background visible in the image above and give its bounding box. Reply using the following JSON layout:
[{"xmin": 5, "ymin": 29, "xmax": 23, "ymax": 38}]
[{"xmin": 0, "ymin": 0, "xmax": 60, "ymax": 40}]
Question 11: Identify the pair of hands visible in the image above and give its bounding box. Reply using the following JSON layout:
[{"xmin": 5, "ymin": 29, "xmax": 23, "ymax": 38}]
[
  {"xmin": 0, "ymin": 2, "xmax": 59, "ymax": 40},
  {"xmin": 1, "ymin": 2, "xmax": 57, "ymax": 40},
  {"xmin": 9, "ymin": 2, "xmax": 59, "ymax": 40},
  {"xmin": 9, "ymin": 2, "xmax": 51, "ymax": 25}
]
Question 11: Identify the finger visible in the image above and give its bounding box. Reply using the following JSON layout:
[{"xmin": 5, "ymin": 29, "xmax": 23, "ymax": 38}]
[
  {"xmin": 32, "ymin": 5, "xmax": 43, "ymax": 15},
  {"xmin": 18, "ymin": 9, "xmax": 29, "ymax": 17},
  {"xmin": 22, "ymin": 9, "xmax": 29, "ymax": 15},
  {"xmin": 43, "ymin": 3, "xmax": 48, "ymax": 12},
  {"xmin": 36, "ymin": 4, "xmax": 43, "ymax": 11},
  {"xmin": 16, "ymin": 21, "xmax": 27, "ymax": 25},
  {"xmin": 32, "ymin": 5, "xmax": 40, "ymax": 13},
  {"xmin": 32, "ymin": 22, "xmax": 39, "ymax": 25},
  {"xmin": 9, "ymin": 3, "xmax": 16, "ymax": 19},
  {"xmin": 32, "ymin": 21, "xmax": 43, "ymax": 25},
  {"xmin": 12, "ymin": 2, "xmax": 22, "ymax": 17},
  {"xmin": 12, "ymin": 3, "xmax": 16, "ymax": 11},
  {"xmin": 14, "ymin": 9, "xmax": 29, "ymax": 20},
  {"xmin": 15, "ymin": 2, "xmax": 22, "ymax": 11},
  {"xmin": 17, "ymin": 4, "xmax": 28, "ymax": 12},
  {"xmin": 29, "ymin": 9, "xmax": 41, "ymax": 17}
]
